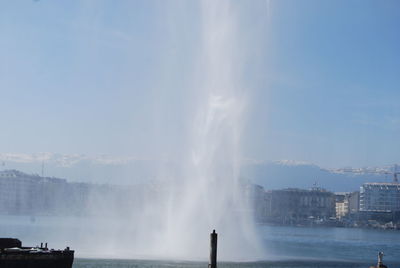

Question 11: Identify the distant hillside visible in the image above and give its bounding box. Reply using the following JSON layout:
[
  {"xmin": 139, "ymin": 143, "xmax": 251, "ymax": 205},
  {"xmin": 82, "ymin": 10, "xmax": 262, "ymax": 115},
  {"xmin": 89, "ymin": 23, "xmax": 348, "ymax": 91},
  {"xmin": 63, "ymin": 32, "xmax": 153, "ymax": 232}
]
[
  {"xmin": 0, "ymin": 153, "xmax": 395, "ymax": 192},
  {"xmin": 0, "ymin": 153, "xmax": 159, "ymax": 184}
]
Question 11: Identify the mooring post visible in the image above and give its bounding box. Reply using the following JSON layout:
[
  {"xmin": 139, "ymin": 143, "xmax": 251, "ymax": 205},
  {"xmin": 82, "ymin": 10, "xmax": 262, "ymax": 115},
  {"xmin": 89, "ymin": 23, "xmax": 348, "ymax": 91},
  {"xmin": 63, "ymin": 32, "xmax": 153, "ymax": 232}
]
[{"xmin": 209, "ymin": 230, "xmax": 218, "ymax": 268}]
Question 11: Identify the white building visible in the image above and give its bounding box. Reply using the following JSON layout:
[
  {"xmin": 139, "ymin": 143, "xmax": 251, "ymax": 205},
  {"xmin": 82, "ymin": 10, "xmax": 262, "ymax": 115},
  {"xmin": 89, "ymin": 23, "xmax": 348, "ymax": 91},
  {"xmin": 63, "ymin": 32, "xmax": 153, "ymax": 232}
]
[
  {"xmin": 336, "ymin": 201, "xmax": 348, "ymax": 218},
  {"xmin": 0, "ymin": 169, "xmax": 70, "ymax": 215},
  {"xmin": 335, "ymin": 191, "xmax": 359, "ymax": 218},
  {"xmin": 360, "ymin": 183, "xmax": 400, "ymax": 212}
]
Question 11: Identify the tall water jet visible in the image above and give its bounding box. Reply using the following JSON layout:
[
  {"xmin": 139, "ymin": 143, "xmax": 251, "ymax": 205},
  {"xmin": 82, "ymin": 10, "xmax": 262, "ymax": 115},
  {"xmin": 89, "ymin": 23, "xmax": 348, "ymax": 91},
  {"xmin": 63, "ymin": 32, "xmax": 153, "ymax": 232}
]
[{"xmin": 153, "ymin": 0, "xmax": 264, "ymax": 260}]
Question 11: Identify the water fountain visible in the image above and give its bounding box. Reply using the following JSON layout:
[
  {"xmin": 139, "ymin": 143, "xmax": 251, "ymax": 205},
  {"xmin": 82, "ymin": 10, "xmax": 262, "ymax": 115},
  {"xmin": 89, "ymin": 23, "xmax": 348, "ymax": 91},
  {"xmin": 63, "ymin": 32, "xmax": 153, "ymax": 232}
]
[{"xmin": 148, "ymin": 0, "xmax": 264, "ymax": 260}]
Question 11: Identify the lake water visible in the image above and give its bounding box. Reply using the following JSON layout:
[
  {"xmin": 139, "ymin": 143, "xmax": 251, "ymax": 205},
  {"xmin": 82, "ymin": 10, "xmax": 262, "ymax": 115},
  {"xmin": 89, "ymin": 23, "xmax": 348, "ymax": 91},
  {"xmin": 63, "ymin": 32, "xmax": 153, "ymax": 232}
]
[
  {"xmin": 1, "ymin": 216, "xmax": 399, "ymax": 267},
  {"xmin": 72, "ymin": 259, "xmax": 380, "ymax": 268}
]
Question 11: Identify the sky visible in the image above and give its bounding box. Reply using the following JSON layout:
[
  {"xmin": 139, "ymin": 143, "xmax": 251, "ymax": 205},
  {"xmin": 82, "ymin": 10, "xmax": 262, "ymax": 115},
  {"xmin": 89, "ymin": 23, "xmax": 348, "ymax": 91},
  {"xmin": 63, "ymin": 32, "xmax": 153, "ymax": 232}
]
[{"xmin": 0, "ymin": 0, "xmax": 399, "ymax": 169}]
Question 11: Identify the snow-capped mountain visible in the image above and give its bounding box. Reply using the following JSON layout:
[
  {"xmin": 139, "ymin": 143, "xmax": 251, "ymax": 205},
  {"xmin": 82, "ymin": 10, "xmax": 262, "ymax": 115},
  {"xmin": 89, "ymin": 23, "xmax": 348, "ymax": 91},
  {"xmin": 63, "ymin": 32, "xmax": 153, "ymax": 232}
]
[{"xmin": 0, "ymin": 153, "xmax": 395, "ymax": 192}]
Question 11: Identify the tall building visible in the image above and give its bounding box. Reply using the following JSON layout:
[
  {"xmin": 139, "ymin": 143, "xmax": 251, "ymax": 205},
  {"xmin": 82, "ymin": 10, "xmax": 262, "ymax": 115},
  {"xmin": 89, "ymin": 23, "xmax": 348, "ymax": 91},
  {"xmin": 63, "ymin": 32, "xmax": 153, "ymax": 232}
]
[{"xmin": 360, "ymin": 183, "xmax": 400, "ymax": 212}]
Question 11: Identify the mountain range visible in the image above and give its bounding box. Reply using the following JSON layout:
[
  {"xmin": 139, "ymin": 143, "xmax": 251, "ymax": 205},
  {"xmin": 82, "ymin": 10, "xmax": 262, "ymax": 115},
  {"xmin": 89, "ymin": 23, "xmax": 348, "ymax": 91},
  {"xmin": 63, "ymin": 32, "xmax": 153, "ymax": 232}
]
[{"xmin": 0, "ymin": 153, "xmax": 395, "ymax": 192}]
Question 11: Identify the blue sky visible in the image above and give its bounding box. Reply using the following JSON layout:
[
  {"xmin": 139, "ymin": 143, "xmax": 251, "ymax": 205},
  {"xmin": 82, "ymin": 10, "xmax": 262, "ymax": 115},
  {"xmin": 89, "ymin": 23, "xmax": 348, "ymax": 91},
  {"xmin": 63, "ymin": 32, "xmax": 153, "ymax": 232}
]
[{"xmin": 0, "ymin": 0, "xmax": 399, "ymax": 168}]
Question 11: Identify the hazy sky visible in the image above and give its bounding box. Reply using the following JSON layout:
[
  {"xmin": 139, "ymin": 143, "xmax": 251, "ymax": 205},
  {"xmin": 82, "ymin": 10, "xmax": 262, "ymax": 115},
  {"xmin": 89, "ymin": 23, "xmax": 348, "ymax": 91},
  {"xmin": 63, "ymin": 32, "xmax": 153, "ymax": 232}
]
[{"xmin": 1, "ymin": 0, "xmax": 399, "ymax": 168}]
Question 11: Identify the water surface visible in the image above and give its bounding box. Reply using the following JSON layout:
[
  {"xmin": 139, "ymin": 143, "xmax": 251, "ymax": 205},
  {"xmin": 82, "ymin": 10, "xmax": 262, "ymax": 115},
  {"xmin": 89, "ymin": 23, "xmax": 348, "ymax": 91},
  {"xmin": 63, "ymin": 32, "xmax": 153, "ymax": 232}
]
[{"xmin": 1, "ymin": 215, "xmax": 399, "ymax": 267}]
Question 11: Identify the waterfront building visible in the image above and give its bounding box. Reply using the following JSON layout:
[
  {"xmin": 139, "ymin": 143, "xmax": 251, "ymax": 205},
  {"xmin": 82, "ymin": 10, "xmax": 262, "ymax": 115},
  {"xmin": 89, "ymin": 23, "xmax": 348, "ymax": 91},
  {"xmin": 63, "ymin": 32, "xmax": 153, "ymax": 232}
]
[
  {"xmin": 0, "ymin": 170, "xmax": 68, "ymax": 214},
  {"xmin": 264, "ymin": 187, "xmax": 335, "ymax": 223},
  {"xmin": 335, "ymin": 200, "xmax": 347, "ymax": 218},
  {"xmin": 335, "ymin": 191, "xmax": 359, "ymax": 218},
  {"xmin": 0, "ymin": 169, "xmax": 208, "ymax": 218},
  {"xmin": 360, "ymin": 182, "xmax": 400, "ymax": 212},
  {"xmin": 0, "ymin": 169, "xmax": 87, "ymax": 215}
]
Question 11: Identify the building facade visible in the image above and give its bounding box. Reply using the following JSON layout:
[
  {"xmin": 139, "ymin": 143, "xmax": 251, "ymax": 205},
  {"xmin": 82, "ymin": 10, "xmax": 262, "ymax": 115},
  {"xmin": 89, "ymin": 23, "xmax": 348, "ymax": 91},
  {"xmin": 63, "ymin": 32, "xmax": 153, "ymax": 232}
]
[
  {"xmin": 335, "ymin": 191, "xmax": 359, "ymax": 218},
  {"xmin": 360, "ymin": 183, "xmax": 400, "ymax": 212},
  {"xmin": 0, "ymin": 170, "xmax": 86, "ymax": 215},
  {"xmin": 264, "ymin": 187, "xmax": 335, "ymax": 223}
]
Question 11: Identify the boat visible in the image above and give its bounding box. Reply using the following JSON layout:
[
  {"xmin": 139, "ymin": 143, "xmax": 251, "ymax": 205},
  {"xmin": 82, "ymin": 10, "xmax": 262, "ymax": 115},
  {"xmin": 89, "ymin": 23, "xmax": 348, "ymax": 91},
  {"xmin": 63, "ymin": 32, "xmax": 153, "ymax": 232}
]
[{"xmin": 0, "ymin": 238, "xmax": 74, "ymax": 268}]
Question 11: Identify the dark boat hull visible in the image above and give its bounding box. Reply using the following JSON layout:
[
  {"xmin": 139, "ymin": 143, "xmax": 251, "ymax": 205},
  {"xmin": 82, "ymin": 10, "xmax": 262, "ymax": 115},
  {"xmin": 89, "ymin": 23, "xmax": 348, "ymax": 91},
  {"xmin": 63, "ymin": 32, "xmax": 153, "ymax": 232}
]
[{"xmin": 0, "ymin": 251, "xmax": 74, "ymax": 268}]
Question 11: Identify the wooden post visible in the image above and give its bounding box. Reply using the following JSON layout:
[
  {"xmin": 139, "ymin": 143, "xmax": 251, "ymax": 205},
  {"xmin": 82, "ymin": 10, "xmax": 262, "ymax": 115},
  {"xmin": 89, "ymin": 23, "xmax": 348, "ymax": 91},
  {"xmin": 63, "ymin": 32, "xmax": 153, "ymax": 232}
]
[{"xmin": 209, "ymin": 230, "xmax": 217, "ymax": 268}]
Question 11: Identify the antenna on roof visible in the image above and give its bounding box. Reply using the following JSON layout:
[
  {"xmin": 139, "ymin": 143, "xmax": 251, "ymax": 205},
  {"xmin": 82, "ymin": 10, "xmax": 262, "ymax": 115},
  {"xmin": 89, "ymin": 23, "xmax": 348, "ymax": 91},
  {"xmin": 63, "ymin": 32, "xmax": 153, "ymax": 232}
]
[
  {"xmin": 394, "ymin": 164, "xmax": 399, "ymax": 183},
  {"xmin": 311, "ymin": 181, "xmax": 319, "ymax": 191}
]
